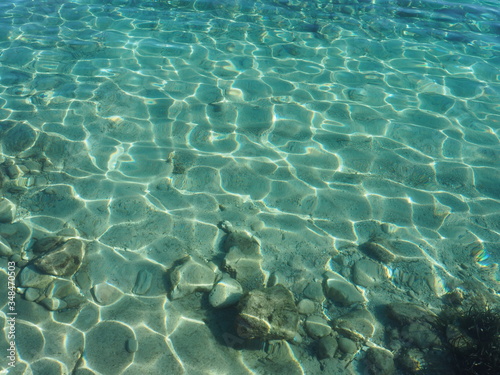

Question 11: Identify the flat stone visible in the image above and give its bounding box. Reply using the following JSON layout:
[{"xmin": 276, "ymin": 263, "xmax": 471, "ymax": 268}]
[
  {"xmin": 169, "ymin": 256, "xmax": 216, "ymax": 300},
  {"xmin": 92, "ymin": 283, "xmax": 123, "ymax": 305},
  {"xmin": 334, "ymin": 308, "xmax": 375, "ymax": 342},
  {"xmin": 222, "ymin": 230, "xmax": 265, "ymax": 291},
  {"xmin": 236, "ymin": 284, "xmax": 299, "ymax": 341},
  {"xmin": 386, "ymin": 302, "xmax": 437, "ymax": 326},
  {"xmin": 359, "ymin": 241, "xmax": 396, "ymax": 264},
  {"xmin": 0, "ymin": 235, "xmax": 13, "ymax": 257},
  {"xmin": 304, "ymin": 316, "xmax": 332, "ymax": 339},
  {"xmin": 324, "ymin": 272, "xmax": 366, "ymax": 306},
  {"xmin": 317, "ymin": 336, "xmax": 338, "ymax": 359},
  {"xmin": 297, "ymin": 299, "xmax": 316, "ymax": 315},
  {"xmin": 18, "ymin": 265, "xmax": 54, "ymax": 288},
  {"xmin": 24, "ymin": 287, "xmax": 42, "ymax": 302},
  {"xmin": 364, "ymin": 347, "xmax": 396, "ymax": 375},
  {"xmin": 6, "ymin": 164, "xmax": 21, "ymax": 179},
  {"xmin": 33, "ymin": 239, "xmax": 85, "ymax": 277},
  {"xmin": 40, "ymin": 297, "xmax": 67, "ymax": 311},
  {"xmin": 338, "ymin": 337, "xmax": 358, "ymax": 355},
  {"xmin": 223, "ymin": 245, "xmax": 265, "ymax": 292},
  {"xmin": 46, "ymin": 279, "xmax": 85, "ymax": 308},
  {"xmin": 209, "ymin": 277, "xmax": 243, "ymax": 308},
  {"xmin": 62, "ymin": 293, "xmax": 87, "ymax": 309},
  {"xmin": 303, "ymin": 282, "xmax": 325, "ymax": 302},
  {"xmin": 132, "ymin": 269, "xmax": 152, "ymax": 295},
  {"xmin": 0, "ymin": 198, "xmax": 15, "ymax": 223},
  {"xmin": 74, "ymin": 268, "xmax": 92, "ymax": 291},
  {"xmin": 352, "ymin": 258, "xmax": 387, "ymax": 288}
]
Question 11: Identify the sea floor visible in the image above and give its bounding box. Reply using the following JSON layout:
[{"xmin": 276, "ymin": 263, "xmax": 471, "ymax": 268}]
[{"xmin": 0, "ymin": 0, "xmax": 499, "ymax": 374}]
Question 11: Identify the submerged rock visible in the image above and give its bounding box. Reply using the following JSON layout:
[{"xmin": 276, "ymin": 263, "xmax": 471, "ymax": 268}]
[
  {"xmin": 33, "ymin": 239, "xmax": 85, "ymax": 277},
  {"xmin": 359, "ymin": 241, "xmax": 396, "ymax": 264},
  {"xmin": 40, "ymin": 297, "xmax": 67, "ymax": 311},
  {"xmin": 317, "ymin": 335, "xmax": 338, "ymax": 359},
  {"xmin": 323, "ymin": 271, "xmax": 366, "ymax": 307},
  {"xmin": 222, "ymin": 228, "xmax": 265, "ymax": 291},
  {"xmin": 0, "ymin": 198, "xmax": 16, "ymax": 223},
  {"xmin": 18, "ymin": 265, "xmax": 54, "ymax": 288},
  {"xmin": 236, "ymin": 284, "xmax": 299, "ymax": 341},
  {"xmin": 364, "ymin": 347, "xmax": 396, "ymax": 375},
  {"xmin": 132, "ymin": 269, "xmax": 152, "ymax": 295},
  {"xmin": 385, "ymin": 302, "xmax": 437, "ymax": 326},
  {"xmin": 0, "ymin": 235, "xmax": 13, "ymax": 257},
  {"xmin": 92, "ymin": 283, "xmax": 123, "ymax": 305},
  {"xmin": 338, "ymin": 337, "xmax": 358, "ymax": 356},
  {"xmin": 45, "ymin": 278, "xmax": 86, "ymax": 309},
  {"xmin": 334, "ymin": 308, "xmax": 376, "ymax": 343},
  {"xmin": 209, "ymin": 276, "xmax": 243, "ymax": 308},
  {"xmin": 169, "ymin": 256, "xmax": 217, "ymax": 300},
  {"xmin": 352, "ymin": 258, "xmax": 388, "ymax": 288},
  {"xmin": 304, "ymin": 316, "xmax": 332, "ymax": 339},
  {"xmin": 297, "ymin": 298, "xmax": 316, "ymax": 315},
  {"xmin": 24, "ymin": 287, "xmax": 43, "ymax": 302},
  {"xmin": 386, "ymin": 302, "xmax": 441, "ymax": 352}
]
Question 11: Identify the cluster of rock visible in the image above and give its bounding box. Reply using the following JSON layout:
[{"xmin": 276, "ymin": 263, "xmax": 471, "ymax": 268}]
[
  {"xmin": 385, "ymin": 302, "xmax": 446, "ymax": 373},
  {"xmin": 164, "ymin": 221, "xmax": 389, "ymax": 371},
  {"xmin": 4, "ymin": 217, "xmax": 459, "ymax": 374},
  {"xmin": 0, "ymin": 197, "xmax": 20, "ymax": 259},
  {"xmin": 167, "ymin": 222, "xmax": 301, "ymax": 342},
  {"xmin": 0, "ymin": 155, "xmax": 50, "ymax": 194},
  {"xmin": 16, "ymin": 237, "xmax": 86, "ymax": 311},
  {"xmin": 168, "ymin": 221, "xmax": 266, "ymax": 301}
]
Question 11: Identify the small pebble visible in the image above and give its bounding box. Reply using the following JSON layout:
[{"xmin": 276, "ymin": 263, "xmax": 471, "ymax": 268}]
[
  {"xmin": 92, "ymin": 283, "xmax": 123, "ymax": 305},
  {"xmin": 25, "ymin": 287, "xmax": 42, "ymax": 302},
  {"xmin": 133, "ymin": 270, "xmax": 152, "ymax": 295},
  {"xmin": 317, "ymin": 336, "xmax": 338, "ymax": 359},
  {"xmin": 359, "ymin": 241, "xmax": 396, "ymax": 264},
  {"xmin": 126, "ymin": 338, "xmax": 138, "ymax": 353},
  {"xmin": 297, "ymin": 299, "xmax": 316, "ymax": 315},
  {"xmin": 40, "ymin": 297, "xmax": 67, "ymax": 311},
  {"xmin": 304, "ymin": 316, "xmax": 332, "ymax": 339},
  {"xmin": 250, "ymin": 220, "xmax": 264, "ymax": 231},
  {"xmin": 303, "ymin": 282, "xmax": 324, "ymax": 302},
  {"xmin": 338, "ymin": 337, "xmax": 357, "ymax": 355}
]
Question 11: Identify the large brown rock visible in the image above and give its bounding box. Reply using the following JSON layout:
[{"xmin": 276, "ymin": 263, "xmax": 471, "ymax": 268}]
[
  {"xmin": 33, "ymin": 239, "xmax": 85, "ymax": 277},
  {"xmin": 236, "ymin": 284, "xmax": 299, "ymax": 341}
]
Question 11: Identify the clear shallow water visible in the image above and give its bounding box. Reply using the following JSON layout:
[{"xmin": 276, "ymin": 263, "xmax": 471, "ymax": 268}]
[{"xmin": 0, "ymin": 0, "xmax": 499, "ymax": 374}]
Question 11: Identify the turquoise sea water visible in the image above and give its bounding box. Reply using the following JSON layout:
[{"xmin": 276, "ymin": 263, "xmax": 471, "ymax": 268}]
[{"xmin": 0, "ymin": 0, "xmax": 499, "ymax": 374}]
